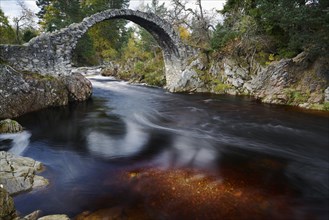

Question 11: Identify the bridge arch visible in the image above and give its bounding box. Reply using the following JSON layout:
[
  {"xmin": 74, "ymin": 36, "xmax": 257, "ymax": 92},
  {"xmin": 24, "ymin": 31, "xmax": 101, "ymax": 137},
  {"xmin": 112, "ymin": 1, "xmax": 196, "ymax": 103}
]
[{"xmin": 0, "ymin": 9, "xmax": 190, "ymax": 90}]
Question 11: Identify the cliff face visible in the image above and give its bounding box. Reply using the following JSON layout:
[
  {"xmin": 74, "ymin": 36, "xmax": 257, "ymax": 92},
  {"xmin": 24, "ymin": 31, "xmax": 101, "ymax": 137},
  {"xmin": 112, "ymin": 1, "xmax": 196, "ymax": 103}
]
[
  {"xmin": 0, "ymin": 64, "xmax": 92, "ymax": 119},
  {"xmin": 174, "ymin": 52, "xmax": 329, "ymax": 110},
  {"xmin": 250, "ymin": 53, "xmax": 328, "ymax": 109}
]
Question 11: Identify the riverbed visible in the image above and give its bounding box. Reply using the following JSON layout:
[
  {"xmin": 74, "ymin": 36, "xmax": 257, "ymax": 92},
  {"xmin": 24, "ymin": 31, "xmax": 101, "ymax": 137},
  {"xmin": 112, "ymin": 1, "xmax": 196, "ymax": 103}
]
[{"xmin": 6, "ymin": 75, "xmax": 329, "ymax": 219}]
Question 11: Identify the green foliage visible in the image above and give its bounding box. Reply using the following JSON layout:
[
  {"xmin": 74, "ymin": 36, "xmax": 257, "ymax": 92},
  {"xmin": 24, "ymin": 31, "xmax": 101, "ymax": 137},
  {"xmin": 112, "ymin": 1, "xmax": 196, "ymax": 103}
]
[
  {"xmin": 285, "ymin": 89, "xmax": 310, "ymax": 105},
  {"xmin": 72, "ymin": 33, "xmax": 98, "ymax": 66},
  {"xmin": 0, "ymin": 9, "xmax": 15, "ymax": 44},
  {"xmin": 213, "ymin": 80, "xmax": 232, "ymax": 94},
  {"xmin": 323, "ymin": 102, "xmax": 329, "ymax": 111},
  {"xmin": 211, "ymin": 23, "xmax": 238, "ymax": 50},
  {"xmin": 118, "ymin": 28, "xmax": 165, "ymax": 87},
  {"xmin": 22, "ymin": 29, "xmax": 38, "ymax": 42},
  {"xmin": 213, "ymin": 0, "xmax": 329, "ymax": 59}
]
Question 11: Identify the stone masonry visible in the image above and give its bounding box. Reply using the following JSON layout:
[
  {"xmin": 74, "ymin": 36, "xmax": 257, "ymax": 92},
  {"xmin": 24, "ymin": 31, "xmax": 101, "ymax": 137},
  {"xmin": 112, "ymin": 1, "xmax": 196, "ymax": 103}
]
[{"xmin": 0, "ymin": 9, "xmax": 191, "ymax": 91}]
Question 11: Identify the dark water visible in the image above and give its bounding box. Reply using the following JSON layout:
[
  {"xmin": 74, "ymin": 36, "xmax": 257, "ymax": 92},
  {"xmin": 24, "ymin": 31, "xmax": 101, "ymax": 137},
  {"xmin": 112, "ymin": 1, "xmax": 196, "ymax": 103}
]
[{"xmin": 3, "ymin": 76, "xmax": 329, "ymax": 219}]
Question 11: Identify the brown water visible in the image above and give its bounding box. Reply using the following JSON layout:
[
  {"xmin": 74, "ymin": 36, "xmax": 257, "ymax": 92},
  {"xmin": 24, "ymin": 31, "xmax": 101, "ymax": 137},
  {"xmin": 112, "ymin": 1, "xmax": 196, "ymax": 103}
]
[{"xmin": 3, "ymin": 76, "xmax": 328, "ymax": 219}]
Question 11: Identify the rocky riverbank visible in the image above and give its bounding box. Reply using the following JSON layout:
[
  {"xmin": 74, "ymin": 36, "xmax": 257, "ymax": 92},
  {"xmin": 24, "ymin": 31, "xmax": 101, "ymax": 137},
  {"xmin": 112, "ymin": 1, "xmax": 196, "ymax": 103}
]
[
  {"xmin": 100, "ymin": 52, "xmax": 329, "ymax": 111},
  {"xmin": 174, "ymin": 52, "xmax": 329, "ymax": 111},
  {"xmin": 0, "ymin": 151, "xmax": 51, "ymax": 219},
  {"xmin": 0, "ymin": 129, "xmax": 69, "ymax": 220},
  {"xmin": 0, "ymin": 64, "xmax": 92, "ymax": 119}
]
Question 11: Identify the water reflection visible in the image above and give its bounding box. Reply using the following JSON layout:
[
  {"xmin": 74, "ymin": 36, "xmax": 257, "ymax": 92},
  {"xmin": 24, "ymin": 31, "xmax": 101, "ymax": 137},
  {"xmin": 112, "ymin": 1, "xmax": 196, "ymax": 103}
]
[{"xmin": 86, "ymin": 119, "xmax": 149, "ymax": 158}]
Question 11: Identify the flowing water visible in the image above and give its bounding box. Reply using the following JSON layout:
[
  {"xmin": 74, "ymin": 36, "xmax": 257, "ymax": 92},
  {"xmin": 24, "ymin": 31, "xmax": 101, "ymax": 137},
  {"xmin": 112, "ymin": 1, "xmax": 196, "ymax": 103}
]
[{"xmin": 2, "ymin": 75, "xmax": 328, "ymax": 219}]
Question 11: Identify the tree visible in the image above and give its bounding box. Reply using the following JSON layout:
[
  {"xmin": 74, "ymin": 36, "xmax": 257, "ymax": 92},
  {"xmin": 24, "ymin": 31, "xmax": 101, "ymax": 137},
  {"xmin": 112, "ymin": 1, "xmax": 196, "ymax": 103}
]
[
  {"xmin": 13, "ymin": 0, "xmax": 37, "ymax": 44},
  {"xmin": 169, "ymin": 0, "xmax": 214, "ymax": 48},
  {"xmin": 257, "ymin": 0, "xmax": 329, "ymax": 57},
  {"xmin": 0, "ymin": 9, "xmax": 15, "ymax": 44},
  {"xmin": 79, "ymin": 0, "xmax": 130, "ymax": 64},
  {"xmin": 144, "ymin": 0, "xmax": 168, "ymax": 15},
  {"xmin": 212, "ymin": 0, "xmax": 329, "ymax": 58},
  {"xmin": 36, "ymin": 0, "xmax": 51, "ymax": 20},
  {"xmin": 39, "ymin": 0, "xmax": 82, "ymax": 31}
]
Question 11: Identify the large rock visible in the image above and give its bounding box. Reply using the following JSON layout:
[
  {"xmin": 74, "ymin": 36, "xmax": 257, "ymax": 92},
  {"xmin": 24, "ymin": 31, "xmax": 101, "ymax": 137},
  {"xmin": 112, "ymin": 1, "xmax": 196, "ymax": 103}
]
[
  {"xmin": 0, "ymin": 151, "xmax": 49, "ymax": 195},
  {"xmin": 61, "ymin": 73, "xmax": 92, "ymax": 102},
  {"xmin": 0, "ymin": 187, "xmax": 16, "ymax": 220},
  {"xmin": 0, "ymin": 119, "xmax": 23, "ymax": 133},
  {"xmin": 251, "ymin": 54, "xmax": 328, "ymax": 107},
  {"xmin": 169, "ymin": 57, "xmax": 206, "ymax": 92},
  {"xmin": 0, "ymin": 65, "xmax": 92, "ymax": 119}
]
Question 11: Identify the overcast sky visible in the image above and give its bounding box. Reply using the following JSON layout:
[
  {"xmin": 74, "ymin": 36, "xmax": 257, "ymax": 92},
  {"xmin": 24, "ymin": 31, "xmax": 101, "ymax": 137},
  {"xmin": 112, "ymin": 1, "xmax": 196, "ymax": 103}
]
[{"xmin": 0, "ymin": 0, "xmax": 226, "ymax": 23}]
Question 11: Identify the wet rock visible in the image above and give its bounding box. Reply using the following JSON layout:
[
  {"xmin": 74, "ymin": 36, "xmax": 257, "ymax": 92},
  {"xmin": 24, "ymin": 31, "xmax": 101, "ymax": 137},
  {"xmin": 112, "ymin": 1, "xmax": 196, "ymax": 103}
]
[
  {"xmin": 0, "ymin": 151, "xmax": 49, "ymax": 195},
  {"xmin": 0, "ymin": 187, "xmax": 16, "ymax": 220},
  {"xmin": 38, "ymin": 214, "xmax": 70, "ymax": 220},
  {"xmin": 0, "ymin": 119, "xmax": 23, "ymax": 133},
  {"xmin": 20, "ymin": 210, "xmax": 41, "ymax": 220}
]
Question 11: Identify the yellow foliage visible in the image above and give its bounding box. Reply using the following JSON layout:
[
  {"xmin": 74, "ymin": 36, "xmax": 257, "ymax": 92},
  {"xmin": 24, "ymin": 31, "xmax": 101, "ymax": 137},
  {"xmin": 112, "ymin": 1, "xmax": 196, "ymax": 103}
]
[
  {"xmin": 101, "ymin": 48, "xmax": 118, "ymax": 61},
  {"xmin": 178, "ymin": 26, "xmax": 190, "ymax": 42}
]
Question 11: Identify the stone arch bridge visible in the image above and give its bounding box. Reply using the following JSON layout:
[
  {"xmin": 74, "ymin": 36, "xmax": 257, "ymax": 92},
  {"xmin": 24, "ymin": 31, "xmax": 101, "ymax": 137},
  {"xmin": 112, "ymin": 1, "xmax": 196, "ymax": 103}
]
[{"xmin": 0, "ymin": 9, "xmax": 193, "ymax": 91}]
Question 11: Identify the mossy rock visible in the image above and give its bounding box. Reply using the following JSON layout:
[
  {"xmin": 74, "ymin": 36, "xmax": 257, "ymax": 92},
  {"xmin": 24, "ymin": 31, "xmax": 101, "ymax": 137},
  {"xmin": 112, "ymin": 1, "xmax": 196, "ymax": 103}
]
[
  {"xmin": 0, "ymin": 119, "xmax": 23, "ymax": 133},
  {"xmin": 0, "ymin": 187, "xmax": 16, "ymax": 219}
]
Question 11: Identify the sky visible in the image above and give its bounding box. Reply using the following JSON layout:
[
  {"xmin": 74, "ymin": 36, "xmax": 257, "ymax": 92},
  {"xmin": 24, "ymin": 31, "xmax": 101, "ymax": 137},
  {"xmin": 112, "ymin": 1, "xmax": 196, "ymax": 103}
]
[{"xmin": 0, "ymin": 0, "xmax": 226, "ymax": 24}]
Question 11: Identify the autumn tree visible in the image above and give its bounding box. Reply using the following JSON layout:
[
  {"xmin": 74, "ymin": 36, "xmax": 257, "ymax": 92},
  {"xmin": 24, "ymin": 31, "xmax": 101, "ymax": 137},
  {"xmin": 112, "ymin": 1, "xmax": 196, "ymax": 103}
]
[{"xmin": 169, "ymin": 0, "xmax": 214, "ymax": 48}]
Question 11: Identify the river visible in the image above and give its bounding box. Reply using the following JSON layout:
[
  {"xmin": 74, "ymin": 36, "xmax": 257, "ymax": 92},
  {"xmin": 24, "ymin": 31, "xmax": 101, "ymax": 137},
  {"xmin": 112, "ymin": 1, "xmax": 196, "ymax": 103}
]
[{"xmin": 5, "ymin": 75, "xmax": 329, "ymax": 219}]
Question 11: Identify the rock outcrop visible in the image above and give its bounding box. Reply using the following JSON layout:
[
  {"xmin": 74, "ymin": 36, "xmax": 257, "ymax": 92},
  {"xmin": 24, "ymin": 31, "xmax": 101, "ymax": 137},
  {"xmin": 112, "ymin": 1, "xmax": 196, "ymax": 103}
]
[
  {"xmin": 173, "ymin": 52, "xmax": 328, "ymax": 110},
  {"xmin": 251, "ymin": 53, "xmax": 328, "ymax": 108},
  {"xmin": 0, "ymin": 64, "xmax": 92, "ymax": 119},
  {"xmin": 0, "ymin": 151, "xmax": 48, "ymax": 195}
]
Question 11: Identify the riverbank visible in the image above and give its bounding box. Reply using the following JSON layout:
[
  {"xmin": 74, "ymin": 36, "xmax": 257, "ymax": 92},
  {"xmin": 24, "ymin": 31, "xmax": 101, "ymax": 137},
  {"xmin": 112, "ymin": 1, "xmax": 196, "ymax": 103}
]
[{"xmin": 99, "ymin": 52, "xmax": 329, "ymax": 111}]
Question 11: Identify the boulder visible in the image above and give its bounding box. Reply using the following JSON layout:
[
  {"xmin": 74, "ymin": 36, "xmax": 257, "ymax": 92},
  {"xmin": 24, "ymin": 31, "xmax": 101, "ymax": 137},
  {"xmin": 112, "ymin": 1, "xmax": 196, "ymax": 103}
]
[
  {"xmin": 0, "ymin": 119, "xmax": 23, "ymax": 133},
  {"xmin": 0, "ymin": 64, "xmax": 92, "ymax": 119},
  {"xmin": 61, "ymin": 73, "xmax": 93, "ymax": 102},
  {"xmin": 251, "ymin": 54, "xmax": 328, "ymax": 107},
  {"xmin": 0, "ymin": 187, "xmax": 16, "ymax": 220},
  {"xmin": 0, "ymin": 151, "xmax": 49, "ymax": 195}
]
